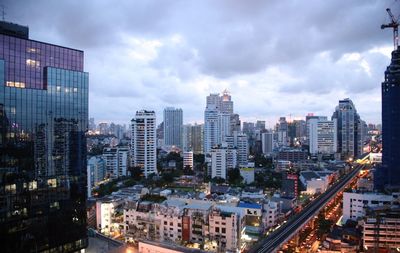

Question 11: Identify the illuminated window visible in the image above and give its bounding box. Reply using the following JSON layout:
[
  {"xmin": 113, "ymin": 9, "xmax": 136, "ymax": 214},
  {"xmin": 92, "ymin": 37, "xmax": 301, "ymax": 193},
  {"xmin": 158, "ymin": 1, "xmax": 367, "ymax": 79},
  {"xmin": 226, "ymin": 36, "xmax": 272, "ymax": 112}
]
[
  {"xmin": 26, "ymin": 47, "xmax": 39, "ymax": 53},
  {"xmin": 73, "ymin": 87, "xmax": 78, "ymax": 92},
  {"xmin": 47, "ymin": 178, "xmax": 57, "ymax": 188},
  {"xmin": 26, "ymin": 59, "xmax": 40, "ymax": 68},
  {"xmin": 56, "ymin": 86, "xmax": 61, "ymax": 92},
  {"xmin": 29, "ymin": 181, "xmax": 37, "ymax": 190},
  {"xmin": 10, "ymin": 107, "xmax": 16, "ymax": 114},
  {"xmin": 5, "ymin": 184, "xmax": 16, "ymax": 193},
  {"xmin": 6, "ymin": 81, "xmax": 25, "ymax": 88}
]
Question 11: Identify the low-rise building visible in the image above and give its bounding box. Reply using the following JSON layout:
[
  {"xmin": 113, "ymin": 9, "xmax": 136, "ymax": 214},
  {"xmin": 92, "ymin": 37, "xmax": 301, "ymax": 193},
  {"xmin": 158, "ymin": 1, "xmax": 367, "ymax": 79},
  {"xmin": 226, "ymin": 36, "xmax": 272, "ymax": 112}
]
[
  {"xmin": 362, "ymin": 207, "xmax": 400, "ymax": 252},
  {"xmin": 343, "ymin": 191, "xmax": 398, "ymax": 222}
]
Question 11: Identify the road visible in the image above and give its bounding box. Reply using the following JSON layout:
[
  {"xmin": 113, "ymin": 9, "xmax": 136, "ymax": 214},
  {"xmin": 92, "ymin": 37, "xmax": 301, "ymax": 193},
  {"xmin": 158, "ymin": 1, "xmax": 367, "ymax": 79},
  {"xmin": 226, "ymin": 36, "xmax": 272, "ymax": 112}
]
[{"xmin": 249, "ymin": 163, "xmax": 364, "ymax": 253}]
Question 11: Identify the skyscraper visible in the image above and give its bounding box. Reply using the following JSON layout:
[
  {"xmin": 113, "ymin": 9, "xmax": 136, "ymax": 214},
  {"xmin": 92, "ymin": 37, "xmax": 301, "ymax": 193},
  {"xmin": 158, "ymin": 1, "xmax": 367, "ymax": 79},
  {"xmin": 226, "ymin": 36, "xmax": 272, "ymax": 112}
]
[
  {"xmin": 220, "ymin": 89, "xmax": 233, "ymax": 114},
  {"xmin": 0, "ymin": 21, "xmax": 88, "ymax": 252},
  {"xmin": 331, "ymin": 98, "xmax": 363, "ymax": 159},
  {"xmin": 308, "ymin": 116, "xmax": 337, "ymax": 155},
  {"xmin": 379, "ymin": 46, "xmax": 400, "ymax": 188},
  {"xmin": 131, "ymin": 110, "xmax": 157, "ymax": 177},
  {"xmin": 204, "ymin": 105, "xmax": 219, "ymax": 154},
  {"xmin": 163, "ymin": 107, "xmax": 183, "ymax": 148}
]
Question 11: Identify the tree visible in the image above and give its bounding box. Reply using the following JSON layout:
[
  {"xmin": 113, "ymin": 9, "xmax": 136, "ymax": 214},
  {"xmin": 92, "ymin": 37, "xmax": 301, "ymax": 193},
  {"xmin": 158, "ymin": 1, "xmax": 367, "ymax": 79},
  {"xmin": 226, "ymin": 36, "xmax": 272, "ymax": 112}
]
[
  {"xmin": 228, "ymin": 168, "xmax": 243, "ymax": 186},
  {"xmin": 128, "ymin": 166, "xmax": 143, "ymax": 181}
]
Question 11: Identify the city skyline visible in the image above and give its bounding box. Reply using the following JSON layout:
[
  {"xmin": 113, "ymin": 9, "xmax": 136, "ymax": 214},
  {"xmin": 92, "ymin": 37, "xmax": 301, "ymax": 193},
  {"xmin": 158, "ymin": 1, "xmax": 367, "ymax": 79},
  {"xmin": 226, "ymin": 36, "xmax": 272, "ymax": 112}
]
[{"xmin": 2, "ymin": 0, "xmax": 396, "ymax": 126}]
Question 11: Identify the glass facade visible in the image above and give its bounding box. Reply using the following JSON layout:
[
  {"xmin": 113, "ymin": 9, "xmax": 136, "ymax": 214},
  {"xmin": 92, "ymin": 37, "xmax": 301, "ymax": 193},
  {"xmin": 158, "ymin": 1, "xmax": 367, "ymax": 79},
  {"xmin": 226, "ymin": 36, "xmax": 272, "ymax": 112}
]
[
  {"xmin": 378, "ymin": 47, "xmax": 400, "ymax": 189},
  {"xmin": 0, "ymin": 22, "xmax": 88, "ymax": 252}
]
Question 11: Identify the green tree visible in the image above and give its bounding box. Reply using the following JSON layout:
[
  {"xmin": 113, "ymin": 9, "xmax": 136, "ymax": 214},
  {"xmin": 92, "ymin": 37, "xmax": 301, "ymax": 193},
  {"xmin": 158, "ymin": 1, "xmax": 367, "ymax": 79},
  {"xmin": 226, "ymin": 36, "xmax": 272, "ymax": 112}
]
[{"xmin": 228, "ymin": 168, "xmax": 243, "ymax": 186}]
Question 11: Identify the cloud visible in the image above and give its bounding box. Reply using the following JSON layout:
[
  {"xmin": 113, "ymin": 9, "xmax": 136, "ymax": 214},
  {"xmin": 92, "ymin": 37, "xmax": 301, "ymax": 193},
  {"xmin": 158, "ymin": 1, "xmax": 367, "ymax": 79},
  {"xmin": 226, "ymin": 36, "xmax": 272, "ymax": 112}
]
[{"xmin": 3, "ymin": 0, "xmax": 397, "ymax": 125}]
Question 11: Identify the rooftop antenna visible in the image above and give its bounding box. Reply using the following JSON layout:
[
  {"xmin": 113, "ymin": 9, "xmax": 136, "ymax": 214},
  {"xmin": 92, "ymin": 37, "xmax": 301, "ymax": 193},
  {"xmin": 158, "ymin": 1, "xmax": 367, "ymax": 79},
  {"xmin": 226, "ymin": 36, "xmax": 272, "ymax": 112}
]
[{"xmin": 381, "ymin": 8, "xmax": 399, "ymax": 49}]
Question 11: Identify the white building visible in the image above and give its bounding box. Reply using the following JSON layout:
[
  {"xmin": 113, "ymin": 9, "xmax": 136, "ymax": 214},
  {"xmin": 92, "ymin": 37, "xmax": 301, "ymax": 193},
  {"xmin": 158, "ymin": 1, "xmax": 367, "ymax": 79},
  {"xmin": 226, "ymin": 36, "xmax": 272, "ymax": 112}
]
[
  {"xmin": 96, "ymin": 197, "xmax": 124, "ymax": 236},
  {"xmin": 211, "ymin": 145, "xmax": 237, "ymax": 179},
  {"xmin": 163, "ymin": 107, "xmax": 183, "ymax": 148},
  {"xmin": 87, "ymin": 156, "xmax": 105, "ymax": 197},
  {"xmin": 204, "ymin": 106, "xmax": 219, "ymax": 154},
  {"xmin": 208, "ymin": 205, "xmax": 245, "ymax": 252},
  {"xmin": 103, "ymin": 146, "xmax": 129, "ymax": 179},
  {"xmin": 299, "ymin": 171, "xmax": 331, "ymax": 195},
  {"xmin": 262, "ymin": 132, "xmax": 274, "ymax": 155},
  {"xmin": 308, "ymin": 116, "xmax": 337, "ymax": 155},
  {"xmin": 343, "ymin": 191, "xmax": 397, "ymax": 222},
  {"xmin": 262, "ymin": 200, "xmax": 280, "ymax": 230},
  {"xmin": 183, "ymin": 151, "xmax": 194, "ymax": 169},
  {"xmin": 217, "ymin": 112, "xmax": 231, "ymax": 144},
  {"xmin": 240, "ymin": 167, "xmax": 255, "ymax": 184},
  {"xmin": 131, "ymin": 110, "xmax": 157, "ymax": 178},
  {"xmin": 235, "ymin": 132, "xmax": 249, "ymax": 168}
]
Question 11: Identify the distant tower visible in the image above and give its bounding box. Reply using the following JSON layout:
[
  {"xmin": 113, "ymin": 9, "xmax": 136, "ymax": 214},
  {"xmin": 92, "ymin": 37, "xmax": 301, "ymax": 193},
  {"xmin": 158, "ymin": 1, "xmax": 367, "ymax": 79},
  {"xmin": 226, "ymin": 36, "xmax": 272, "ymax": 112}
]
[
  {"xmin": 131, "ymin": 110, "xmax": 157, "ymax": 177},
  {"xmin": 331, "ymin": 99, "xmax": 363, "ymax": 160},
  {"xmin": 163, "ymin": 107, "xmax": 183, "ymax": 148}
]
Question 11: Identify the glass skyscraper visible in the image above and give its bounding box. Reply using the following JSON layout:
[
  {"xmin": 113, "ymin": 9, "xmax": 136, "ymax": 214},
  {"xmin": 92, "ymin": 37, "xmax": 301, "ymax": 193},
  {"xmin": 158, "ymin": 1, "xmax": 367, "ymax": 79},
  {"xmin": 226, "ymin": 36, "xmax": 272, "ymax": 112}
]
[
  {"xmin": 378, "ymin": 46, "xmax": 400, "ymax": 190},
  {"xmin": 0, "ymin": 21, "xmax": 88, "ymax": 252}
]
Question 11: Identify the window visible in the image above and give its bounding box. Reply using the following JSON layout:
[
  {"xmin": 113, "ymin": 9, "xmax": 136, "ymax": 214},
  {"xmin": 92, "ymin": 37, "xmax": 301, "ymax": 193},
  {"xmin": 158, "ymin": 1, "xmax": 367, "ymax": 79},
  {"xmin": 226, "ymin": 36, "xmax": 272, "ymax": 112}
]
[
  {"xmin": 215, "ymin": 227, "xmax": 219, "ymax": 233},
  {"xmin": 222, "ymin": 228, "xmax": 226, "ymax": 234}
]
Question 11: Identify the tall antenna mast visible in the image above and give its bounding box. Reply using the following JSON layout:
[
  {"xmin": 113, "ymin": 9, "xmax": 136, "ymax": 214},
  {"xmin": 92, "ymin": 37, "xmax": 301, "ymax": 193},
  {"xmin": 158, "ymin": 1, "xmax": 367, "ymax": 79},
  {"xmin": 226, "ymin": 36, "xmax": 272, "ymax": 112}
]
[{"xmin": 381, "ymin": 8, "xmax": 399, "ymax": 49}]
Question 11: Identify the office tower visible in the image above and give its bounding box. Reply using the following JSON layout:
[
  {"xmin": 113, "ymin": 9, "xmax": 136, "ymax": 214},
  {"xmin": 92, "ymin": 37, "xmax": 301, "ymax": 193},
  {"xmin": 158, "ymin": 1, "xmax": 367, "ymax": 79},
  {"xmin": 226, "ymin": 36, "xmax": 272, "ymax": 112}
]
[
  {"xmin": 156, "ymin": 122, "xmax": 164, "ymax": 148},
  {"xmin": 380, "ymin": 46, "xmax": 400, "ymax": 188},
  {"xmin": 191, "ymin": 123, "xmax": 203, "ymax": 154},
  {"xmin": 131, "ymin": 110, "xmax": 157, "ymax": 177},
  {"xmin": 204, "ymin": 105, "xmax": 219, "ymax": 154},
  {"xmin": 89, "ymin": 117, "xmax": 96, "ymax": 131},
  {"xmin": 98, "ymin": 122, "xmax": 109, "ymax": 135},
  {"xmin": 277, "ymin": 117, "xmax": 288, "ymax": 146},
  {"xmin": 331, "ymin": 98, "xmax": 363, "ymax": 159},
  {"xmin": 230, "ymin": 113, "xmax": 241, "ymax": 132},
  {"xmin": 182, "ymin": 124, "xmax": 192, "ymax": 152},
  {"xmin": 87, "ymin": 156, "xmax": 106, "ymax": 197},
  {"xmin": 103, "ymin": 146, "xmax": 129, "ymax": 178},
  {"xmin": 242, "ymin": 122, "xmax": 255, "ymax": 136},
  {"xmin": 308, "ymin": 116, "xmax": 337, "ymax": 155},
  {"xmin": 256, "ymin": 120, "xmax": 266, "ymax": 131},
  {"xmin": 294, "ymin": 119, "xmax": 306, "ymax": 139},
  {"xmin": 235, "ymin": 132, "xmax": 249, "ymax": 168},
  {"xmin": 206, "ymin": 93, "xmax": 221, "ymax": 110},
  {"xmin": 0, "ymin": 21, "xmax": 88, "ymax": 252},
  {"xmin": 218, "ymin": 112, "xmax": 231, "ymax": 144},
  {"xmin": 163, "ymin": 107, "xmax": 183, "ymax": 148},
  {"xmin": 261, "ymin": 132, "xmax": 274, "ymax": 155},
  {"xmin": 220, "ymin": 89, "xmax": 233, "ymax": 114}
]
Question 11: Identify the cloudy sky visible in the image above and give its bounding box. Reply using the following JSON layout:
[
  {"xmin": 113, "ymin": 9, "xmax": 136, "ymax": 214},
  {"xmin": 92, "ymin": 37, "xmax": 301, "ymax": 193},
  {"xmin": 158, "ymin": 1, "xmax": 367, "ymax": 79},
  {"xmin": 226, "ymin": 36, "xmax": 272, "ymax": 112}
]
[{"xmin": 4, "ymin": 0, "xmax": 399, "ymax": 127}]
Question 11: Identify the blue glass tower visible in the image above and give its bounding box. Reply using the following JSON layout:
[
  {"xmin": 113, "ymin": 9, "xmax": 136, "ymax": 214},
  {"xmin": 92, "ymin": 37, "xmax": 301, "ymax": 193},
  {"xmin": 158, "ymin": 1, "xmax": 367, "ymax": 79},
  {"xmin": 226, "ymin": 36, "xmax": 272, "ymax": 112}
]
[
  {"xmin": 380, "ymin": 46, "xmax": 400, "ymax": 189},
  {"xmin": 0, "ymin": 21, "xmax": 88, "ymax": 252}
]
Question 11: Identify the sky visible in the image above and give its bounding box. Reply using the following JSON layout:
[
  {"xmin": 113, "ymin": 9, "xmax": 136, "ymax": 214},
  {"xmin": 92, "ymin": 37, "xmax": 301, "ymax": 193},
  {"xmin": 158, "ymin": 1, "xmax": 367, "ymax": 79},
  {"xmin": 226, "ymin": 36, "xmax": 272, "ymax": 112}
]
[{"xmin": 3, "ymin": 0, "xmax": 399, "ymax": 127}]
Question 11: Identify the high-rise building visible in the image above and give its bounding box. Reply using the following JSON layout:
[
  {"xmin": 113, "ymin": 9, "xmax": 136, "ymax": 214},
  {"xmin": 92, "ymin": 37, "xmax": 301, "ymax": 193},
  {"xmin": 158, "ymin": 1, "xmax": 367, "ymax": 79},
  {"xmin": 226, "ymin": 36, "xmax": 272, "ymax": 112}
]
[
  {"xmin": 230, "ymin": 113, "xmax": 241, "ymax": 132},
  {"xmin": 103, "ymin": 146, "xmax": 129, "ymax": 179},
  {"xmin": 380, "ymin": 47, "xmax": 400, "ymax": 189},
  {"xmin": 220, "ymin": 89, "xmax": 233, "ymax": 114},
  {"xmin": 261, "ymin": 132, "xmax": 274, "ymax": 155},
  {"xmin": 163, "ymin": 107, "xmax": 183, "ymax": 148},
  {"xmin": 308, "ymin": 116, "xmax": 337, "ymax": 155},
  {"xmin": 256, "ymin": 120, "xmax": 266, "ymax": 131},
  {"xmin": 183, "ymin": 151, "xmax": 194, "ymax": 169},
  {"xmin": 191, "ymin": 123, "xmax": 203, "ymax": 154},
  {"xmin": 131, "ymin": 110, "xmax": 157, "ymax": 177},
  {"xmin": 204, "ymin": 105, "xmax": 219, "ymax": 154},
  {"xmin": 182, "ymin": 123, "xmax": 204, "ymax": 154},
  {"xmin": 217, "ymin": 112, "xmax": 231, "ymax": 144},
  {"xmin": 87, "ymin": 156, "xmax": 106, "ymax": 197},
  {"xmin": 211, "ymin": 144, "xmax": 237, "ymax": 179},
  {"xmin": 0, "ymin": 21, "xmax": 89, "ymax": 252},
  {"xmin": 235, "ymin": 132, "xmax": 249, "ymax": 168},
  {"xmin": 331, "ymin": 98, "xmax": 363, "ymax": 159}
]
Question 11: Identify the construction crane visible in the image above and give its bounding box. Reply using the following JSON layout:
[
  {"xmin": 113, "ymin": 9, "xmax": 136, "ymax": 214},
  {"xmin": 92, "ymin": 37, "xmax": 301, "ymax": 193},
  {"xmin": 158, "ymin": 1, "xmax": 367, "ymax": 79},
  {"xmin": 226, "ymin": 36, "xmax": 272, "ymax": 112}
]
[{"xmin": 381, "ymin": 8, "xmax": 399, "ymax": 49}]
